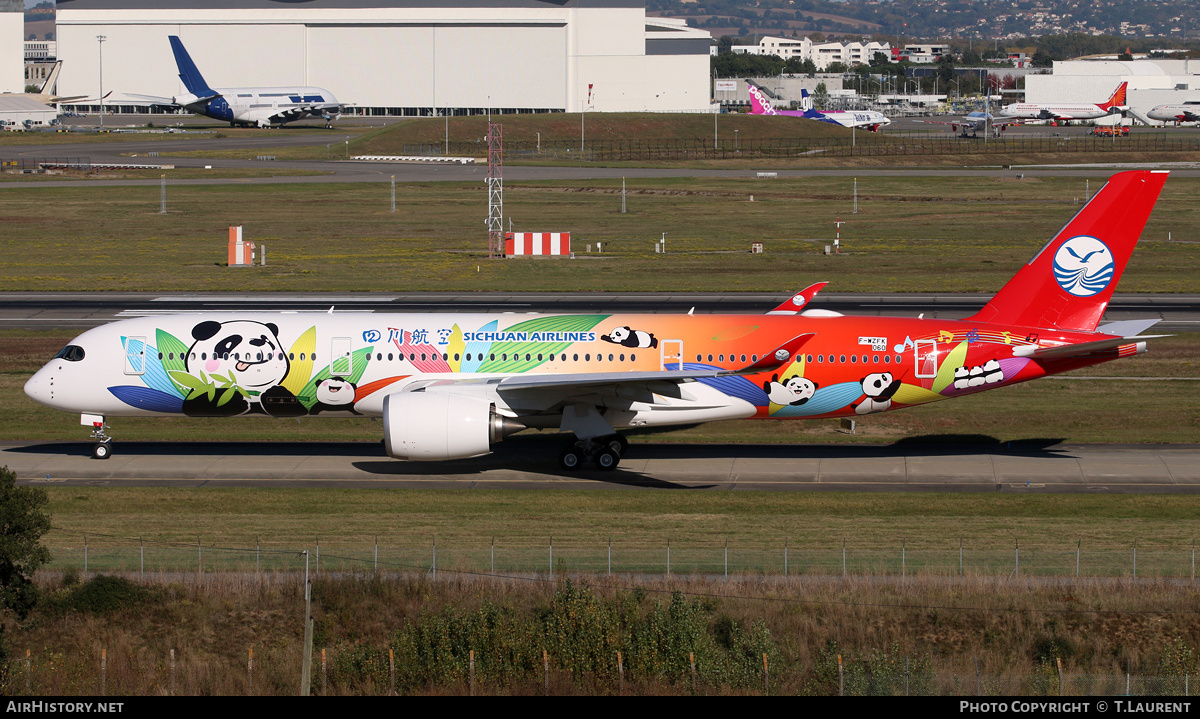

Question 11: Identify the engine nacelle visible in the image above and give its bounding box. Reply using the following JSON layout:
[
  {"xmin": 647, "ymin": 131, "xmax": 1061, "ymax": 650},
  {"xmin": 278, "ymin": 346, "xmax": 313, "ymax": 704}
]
[{"xmin": 383, "ymin": 392, "xmax": 522, "ymax": 461}]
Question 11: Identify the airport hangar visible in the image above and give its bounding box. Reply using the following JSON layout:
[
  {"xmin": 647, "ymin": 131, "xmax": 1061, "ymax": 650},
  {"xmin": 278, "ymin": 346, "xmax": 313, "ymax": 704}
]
[
  {"xmin": 54, "ymin": 0, "xmax": 714, "ymax": 117},
  {"xmin": 1025, "ymin": 59, "xmax": 1200, "ymax": 120}
]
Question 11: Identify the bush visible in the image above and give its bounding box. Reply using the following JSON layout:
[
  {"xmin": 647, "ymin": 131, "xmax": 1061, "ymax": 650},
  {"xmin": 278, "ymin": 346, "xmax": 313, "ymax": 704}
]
[{"xmin": 57, "ymin": 575, "xmax": 157, "ymax": 614}]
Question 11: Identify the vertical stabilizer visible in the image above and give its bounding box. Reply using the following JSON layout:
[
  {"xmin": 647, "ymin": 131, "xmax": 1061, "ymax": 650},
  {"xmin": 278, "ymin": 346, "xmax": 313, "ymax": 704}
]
[
  {"xmin": 1099, "ymin": 81, "xmax": 1127, "ymax": 111},
  {"xmin": 746, "ymin": 81, "xmax": 776, "ymax": 115},
  {"xmin": 168, "ymin": 36, "xmax": 216, "ymax": 97},
  {"xmin": 968, "ymin": 170, "xmax": 1168, "ymax": 331}
]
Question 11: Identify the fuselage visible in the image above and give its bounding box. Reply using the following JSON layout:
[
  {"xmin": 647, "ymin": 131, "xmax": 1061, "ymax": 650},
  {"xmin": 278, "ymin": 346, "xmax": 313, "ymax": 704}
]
[
  {"xmin": 1147, "ymin": 103, "xmax": 1200, "ymax": 123},
  {"xmin": 178, "ymin": 86, "xmax": 341, "ymax": 127},
  {"xmin": 24, "ymin": 311, "xmax": 1136, "ymax": 427},
  {"xmin": 999, "ymin": 103, "xmax": 1110, "ymax": 121}
]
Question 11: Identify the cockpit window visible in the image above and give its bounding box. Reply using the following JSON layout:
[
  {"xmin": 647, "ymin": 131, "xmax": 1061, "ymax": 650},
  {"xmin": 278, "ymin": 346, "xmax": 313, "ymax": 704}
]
[{"xmin": 54, "ymin": 345, "xmax": 85, "ymax": 362}]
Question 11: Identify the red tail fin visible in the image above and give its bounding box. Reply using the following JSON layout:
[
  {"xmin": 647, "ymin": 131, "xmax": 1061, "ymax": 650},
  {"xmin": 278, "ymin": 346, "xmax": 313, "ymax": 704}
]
[
  {"xmin": 1099, "ymin": 81, "xmax": 1127, "ymax": 110},
  {"xmin": 968, "ymin": 170, "xmax": 1167, "ymax": 331}
]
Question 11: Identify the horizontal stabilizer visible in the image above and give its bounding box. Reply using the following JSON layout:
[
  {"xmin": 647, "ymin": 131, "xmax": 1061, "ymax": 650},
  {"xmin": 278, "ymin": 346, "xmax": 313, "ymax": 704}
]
[
  {"xmin": 1095, "ymin": 318, "xmax": 1161, "ymax": 337},
  {"xmin": 1013, "ymin": 334, "xmax": 1170, "ymax": 359}
]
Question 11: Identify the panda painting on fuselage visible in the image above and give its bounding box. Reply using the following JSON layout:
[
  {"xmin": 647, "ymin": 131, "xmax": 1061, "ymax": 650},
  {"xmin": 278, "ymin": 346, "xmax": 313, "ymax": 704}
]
[{"xmin": 182, "ymin": 320, "xmax": 304, "ymax": 417}]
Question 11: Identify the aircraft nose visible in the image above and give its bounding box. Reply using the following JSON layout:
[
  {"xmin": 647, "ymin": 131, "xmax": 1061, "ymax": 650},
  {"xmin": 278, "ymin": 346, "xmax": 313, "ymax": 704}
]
[{"xmin": 24, "ymin": 364, "xmax": 53, "ymax": 407}]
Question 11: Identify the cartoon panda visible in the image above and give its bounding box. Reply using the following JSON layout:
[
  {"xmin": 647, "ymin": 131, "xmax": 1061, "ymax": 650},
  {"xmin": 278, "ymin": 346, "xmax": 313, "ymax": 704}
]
[
  {"xmin": 309, "ymin": 378, "xmax": 360, "ymax": 415},
  {"xmin": 601, "ymin": 326, "xmax": 659, "ymax": 349},
  {"xmin": 183, "ymin": 320, "xmax": 300, "ymax": 417},
  {"xmin": 764, "ymin": 374, "xmax": 819, "ymax": 406},
  {"xmin": 851, "ymin": 372, "xmax": 902, "ymax": 415},
  {"xmin": 953, "ymin": 359, "xmax": 1004, "ymax": 390}
]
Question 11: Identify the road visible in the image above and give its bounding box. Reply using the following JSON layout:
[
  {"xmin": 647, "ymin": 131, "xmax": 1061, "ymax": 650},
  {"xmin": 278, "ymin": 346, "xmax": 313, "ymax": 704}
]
[
  {"xmin": 2, "ymin": 291, "xmax": 1197, "ymax": 331},
  {"xmin": 5, "ymin": 440, "xmax": 1198, "ymax": 493}
]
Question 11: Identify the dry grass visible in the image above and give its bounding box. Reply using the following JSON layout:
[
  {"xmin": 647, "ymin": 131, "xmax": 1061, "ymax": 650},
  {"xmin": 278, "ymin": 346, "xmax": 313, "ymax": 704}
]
[{"xmin": 5, "ymin": 572, "xmax": 1199, "ymax": 695}]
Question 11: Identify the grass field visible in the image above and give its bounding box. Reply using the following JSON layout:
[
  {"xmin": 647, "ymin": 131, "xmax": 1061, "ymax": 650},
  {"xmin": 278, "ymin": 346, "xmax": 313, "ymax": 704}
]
[{"xmin": 1, "ymin": 175, "xmax": 1198, "ymax": 293}]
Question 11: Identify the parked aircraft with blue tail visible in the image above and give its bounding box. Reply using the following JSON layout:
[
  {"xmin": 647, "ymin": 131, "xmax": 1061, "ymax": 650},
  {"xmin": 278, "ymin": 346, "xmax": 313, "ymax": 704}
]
[{"xmin": 130, "ymin": 36, "xmax": 346, "ymax": 128}]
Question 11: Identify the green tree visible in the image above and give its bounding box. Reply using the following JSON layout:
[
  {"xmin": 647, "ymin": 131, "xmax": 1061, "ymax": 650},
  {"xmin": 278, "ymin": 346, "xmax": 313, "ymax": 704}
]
[{"xmin": 0, "ymin": 466, "xmax": 51, "ymax": 618}]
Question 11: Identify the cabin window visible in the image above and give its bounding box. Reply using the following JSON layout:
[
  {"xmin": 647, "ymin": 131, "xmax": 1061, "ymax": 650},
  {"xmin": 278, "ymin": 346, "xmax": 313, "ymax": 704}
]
[
  {"xmin": 696, "ymin": 354, "xmax": 702, "ymax": 362},
  {"xmin": 465, "ymin": 353, "xmax": 471, "ymax": 361},
  {"xmin": 312, "ymin": 354, "xmax": 317, "ymax": 362},
  {"xmin": 631, "ymin": 354, "xmax": 636, "ymax": 362},
  {"xmin": 537, "ymin": 354, "xmax": 543, "ymax": 361},
  {"xmin": 619, "ymin": 354, "xmax": 625, "ymax": 362},
  {"xmin": 453, "ymin": 353, "xmax": 460, "ymax": 361},
  {"xmin": 839, "ymin": 355, "xmax": 846, "ymax": 363},
  {"xmin": 289, "ymin": 353, "xmax": 294, "ymax": 360},
  {"xmin": 894, "ymin": 354, "xmax": 902, "ymax": 364},
  {"xmin": 585, "ymin": 354, "xmax": 591, "ymax": 361},
  {"xmin": 872, "ymin": 355, "xmax": 880, "ymax": 363},
  {"xmin": 884, "ymin": 355, "xmax": 891, "ymax": 364},
  {"xmin": 718, "ymin": 354, "xmax": 725, "ymax": 362},
  {"xmin": 707, "ymin": 354, "xmax": 713, "ymax": 362},
  {"xmin": 740, "ymin": 354, "xmax": 747, "ymax": 363},
  {"xmin": 850, "ymin": 355, "xmax": 857, "ymax": 364},
  {"xmin": 752, "ymin": 355, "xmax": 758, "ymax": 362},
  {"xmin": 806, "ymin": 354, "xmax": 813, "ymax": 363},
  {"xmin": 549, "ymin": 354, "xmax": 555, "ymax": 361},
  {"xmin": 608, "ymin": 354, "xmax": 614, "ymax": 362},
  {"xmin": 525, "ymin": 354, "xmax": 532, "ymax": 361}
]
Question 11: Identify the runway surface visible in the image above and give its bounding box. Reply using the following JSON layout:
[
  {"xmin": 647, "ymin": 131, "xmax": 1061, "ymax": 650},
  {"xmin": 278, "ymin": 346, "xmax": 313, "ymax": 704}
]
[
  {"xmin": 5, "ymin": 440, "xmax": 1198, "ymax": 493},
  {"xmin": 3, "ymin": 291, "xmax": 1197, "ymax": 331}
]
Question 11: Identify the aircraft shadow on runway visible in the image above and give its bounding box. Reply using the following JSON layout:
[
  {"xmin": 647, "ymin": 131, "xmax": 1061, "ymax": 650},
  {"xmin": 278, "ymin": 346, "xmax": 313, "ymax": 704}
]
[{"xmin": 5, "ymin": 434, "xmax": 1070, "ymax": 489}]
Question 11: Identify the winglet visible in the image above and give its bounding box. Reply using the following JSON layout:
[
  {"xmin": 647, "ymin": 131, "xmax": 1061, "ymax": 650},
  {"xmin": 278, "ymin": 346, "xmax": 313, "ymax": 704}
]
[
  {"xmin": 725, "ymin": 333, "xmax": 815, "ymax": 375},
  {"xmin": 766, "ymin": 282, "xmax": 828, "ymax": 315}
]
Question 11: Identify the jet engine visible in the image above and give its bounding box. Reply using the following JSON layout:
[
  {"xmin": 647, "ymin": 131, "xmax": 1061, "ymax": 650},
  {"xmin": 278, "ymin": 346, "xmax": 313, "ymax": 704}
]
[{"xmin": 383, "ymin": 392, "xmax": 523, "ymax": 461}]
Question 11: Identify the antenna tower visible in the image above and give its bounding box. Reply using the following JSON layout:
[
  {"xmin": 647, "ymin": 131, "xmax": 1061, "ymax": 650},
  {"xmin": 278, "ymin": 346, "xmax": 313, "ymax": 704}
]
[{"xmin": 487, "ymin": 123, "xmax": 504, "ymax": 258}]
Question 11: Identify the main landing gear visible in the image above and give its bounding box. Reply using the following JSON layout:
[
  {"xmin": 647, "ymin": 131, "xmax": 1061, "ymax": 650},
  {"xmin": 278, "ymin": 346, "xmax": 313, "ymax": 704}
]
[
  {"xmin": 558, "ymin": 433, "xmax": 628, "ymax": 471},
  {"xmin": 89, "ymin": 422, "xmax": 112, "ymax": 460}
]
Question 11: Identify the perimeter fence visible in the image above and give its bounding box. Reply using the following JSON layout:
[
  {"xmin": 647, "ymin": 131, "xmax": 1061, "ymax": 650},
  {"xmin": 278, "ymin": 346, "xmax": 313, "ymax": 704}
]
[
  {"xmin": 47, "ymin": 533, "xmax": 1200, "ymax": 581},
  {"xmin": 397, "ymin": 134, "xmax": 1200, "ymax": 162}
]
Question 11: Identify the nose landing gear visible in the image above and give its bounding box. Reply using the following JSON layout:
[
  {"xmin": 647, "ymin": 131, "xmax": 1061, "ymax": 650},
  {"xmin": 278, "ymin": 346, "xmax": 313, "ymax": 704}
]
[{"xmin": 88, "ymin": 420, "xmax": 112, "ymax": 460}]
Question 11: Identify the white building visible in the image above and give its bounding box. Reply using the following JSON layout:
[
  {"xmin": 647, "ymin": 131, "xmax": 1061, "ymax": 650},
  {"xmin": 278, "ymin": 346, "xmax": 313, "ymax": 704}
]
[
  {"xmin": 1025, "ymin": 59, "xmax": 1200, "ymax": 120},
  {"xmin": 731, "ymin": 35, "xmax": 889, "ymax": 71},
  {"xmin": 899, "ymin": 44, "xmax": 950, "ymax": 64},
  {"xmin": 54, "ymin": 0, "xmax": 713, "ymax": 115},
  {"xmin": 0, "ymin": 0, "xmax": 22, "ymax": 94}
]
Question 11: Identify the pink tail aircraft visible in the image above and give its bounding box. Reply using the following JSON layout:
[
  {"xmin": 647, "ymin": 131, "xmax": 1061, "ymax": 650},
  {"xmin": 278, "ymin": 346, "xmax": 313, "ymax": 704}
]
[
  {"xmin": 26, "ymin": 171, "xmax": 1169, "ymax": 470},
  {"xmin": 745, "ymin": 80, "xmax": 890, "ymax": 131}
]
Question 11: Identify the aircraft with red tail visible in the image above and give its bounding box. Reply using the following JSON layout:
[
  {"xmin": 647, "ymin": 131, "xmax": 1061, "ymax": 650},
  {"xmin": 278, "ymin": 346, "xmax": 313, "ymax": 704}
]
[{"xmin": 25, "ymin": 171, "xmax": 1169, "ymax": 470}]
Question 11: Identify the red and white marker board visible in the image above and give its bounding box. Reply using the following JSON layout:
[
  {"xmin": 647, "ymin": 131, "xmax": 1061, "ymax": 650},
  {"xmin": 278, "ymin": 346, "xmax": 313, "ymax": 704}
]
[{"xmin": 505, "ymin": 232, "xmax": 570, "ymax": 257}]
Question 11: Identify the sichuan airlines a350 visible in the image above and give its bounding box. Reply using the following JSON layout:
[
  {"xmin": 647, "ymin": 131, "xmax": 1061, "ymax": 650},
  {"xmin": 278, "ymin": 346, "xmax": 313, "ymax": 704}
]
[{"xmin": 25, "ymin": 171, "xmax": 1168, "ymax": 470}]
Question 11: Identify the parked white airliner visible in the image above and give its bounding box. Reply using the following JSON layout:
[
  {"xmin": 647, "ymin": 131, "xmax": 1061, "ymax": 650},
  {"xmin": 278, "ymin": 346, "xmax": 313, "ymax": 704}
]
[
  {"xmin": 1147, "ymin": 101, "xmax": 1200, "ymax": 124},
  {"xmin": 133, "ymin": 36, "xmax": 345, "ymax": 128},
  {"xmin": 999, "ymin": 82, "xmax": 1127, "ymax": 122}
]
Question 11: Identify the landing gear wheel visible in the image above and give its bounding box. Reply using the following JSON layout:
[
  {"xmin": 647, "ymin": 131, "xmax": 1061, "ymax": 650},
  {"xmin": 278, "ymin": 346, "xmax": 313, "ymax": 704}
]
[
  {"xmin": 592, "ymin": 447, "xmax": 619, "ymax": 471},
  {"xmin": 559, "ymin": 445, "xmax": 584, "ymax": 471},
  {"xmin": 92, "ymin": 441, "xmax": 112, "ymax": 460},
  {"xmin": 604, "ymin": 434, "xmax": 629, "ymax": 457}
]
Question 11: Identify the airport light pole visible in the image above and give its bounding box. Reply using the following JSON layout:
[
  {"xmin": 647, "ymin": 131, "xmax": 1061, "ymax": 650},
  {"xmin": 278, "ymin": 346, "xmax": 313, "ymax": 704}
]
[{"xmin": 96, "ymin": 35, "xmax": 106, "ymax": 127}]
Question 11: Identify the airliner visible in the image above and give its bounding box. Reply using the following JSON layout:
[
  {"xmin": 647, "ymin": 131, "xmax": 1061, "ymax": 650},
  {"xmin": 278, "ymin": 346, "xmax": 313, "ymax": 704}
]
[
  {"xmin": 132, "ymin": 36, "xmax": 345, "ymax": 128},
  {"xmin": 1147, "ymin": 101, "xmax": 1200, "ymax": 124},
  {"xmin": 746, "ymin": 81, "xmax": 891, "ymax": 131},
  {"xmin": 916, "ymin": 111, "xmax": 1025, "ymax": 137},
  {"xmin": 999, "ymin": 82, "xmax": 1127, "ymax": 122},
  {"xmin": 25, "ymin": 171, "xmax": 1168, "ymax": 470}
]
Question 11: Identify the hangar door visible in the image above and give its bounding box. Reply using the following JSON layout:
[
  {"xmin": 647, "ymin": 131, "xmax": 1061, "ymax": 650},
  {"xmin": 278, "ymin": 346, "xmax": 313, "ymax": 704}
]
[{"xmin": 305, "ymin": 24, "xmax": 567, "ymax": 110}]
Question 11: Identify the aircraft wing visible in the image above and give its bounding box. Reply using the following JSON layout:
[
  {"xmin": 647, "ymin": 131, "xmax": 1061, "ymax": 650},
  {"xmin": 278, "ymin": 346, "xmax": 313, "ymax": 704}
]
[{"xmin": 766, "ymin": 283, "xmax": 828, "ymax": 314}]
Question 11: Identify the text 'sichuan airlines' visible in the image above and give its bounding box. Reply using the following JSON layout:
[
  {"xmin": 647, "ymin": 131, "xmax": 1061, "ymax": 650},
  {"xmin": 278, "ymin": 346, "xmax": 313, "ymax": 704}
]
[{"xmin": 25, "ymin": 171, "xmax": 1169, "ymax": 469}]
